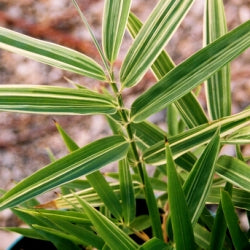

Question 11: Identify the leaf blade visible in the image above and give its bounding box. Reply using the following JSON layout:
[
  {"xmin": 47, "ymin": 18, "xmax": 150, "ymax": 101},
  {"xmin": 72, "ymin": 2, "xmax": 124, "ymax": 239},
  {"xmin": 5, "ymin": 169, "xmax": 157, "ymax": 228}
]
[
  {"xmin": 0, "ymin": 135, "xmax": 129, "ymax": 210},
  {"xmin": 103, "ymin": 0, "xmax": 131, "ymax": 62},
  {"xmin": 0, "ymin": 27, "xmax": 106, "ymax": 81},
  {"xmin": 0, "ymin": 85, "xmax": 116, "ymax": 115},
  {"xmin": 183, "ymin": 129, "xmax": 220, "ymax": 225},
  {"xmin": 77, "ymin": 197, "xmax": 139, "ymax": 250},
  {"xmin": 165, "ymin": 141, "xmax": 195, "ymax": 250},
  {"xmin": 131, "ymin": 21, "xmax": 250, "ymax": 122},
  {"xmin": 204, "ymin": 0, "xmax": 231, "ymax": 119},
  {"xmin": 120, "ymin": 0, "xmax": 195, "ymax": 87}
]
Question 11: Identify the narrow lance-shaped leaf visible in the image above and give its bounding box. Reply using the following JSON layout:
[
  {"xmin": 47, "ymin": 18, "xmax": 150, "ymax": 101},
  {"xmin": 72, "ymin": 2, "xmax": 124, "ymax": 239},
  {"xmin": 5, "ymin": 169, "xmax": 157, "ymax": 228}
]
[
  {"xmin": 165, "ymin": 141, "xmax": 195, "ymax": 250},
  {"xmin": 127, "ymin": 12, "xmax": 208, "ymax": 128},
  {"xmin": 142, "ymin": 165, "xmax": 163, "ymax": 240},
  {"xmin": 221, "ymin": 190, "xmax": 249, "ymax": 250},
  {"xmin": 0, "ymin": 135, "xmax": 129, "ymax": 210},
  {"xmin": 119, "ymin": 159, "xmax": 135, "ymax": 225},
  {"xmin": 209, "ymin": 183, "xmax": 232, "ymax": 250},
  {"xmin": 216, "ymin": 155, "xmax": 250, "ymax": 192},
  {"xmin": 56, "ymin": 123, "xmax": 123, "ymax": 220},
  {"xmin": 0, "ymin": 27, "xmax": 106, "ymax": 81},
  {"xmin": 76, "ymin": 197, "xmax": 139, "ymax": 250},
  {"xmin": 207, "ymin": 187, "xmax": 250, "ymax": 211},
  {"xmin": 103, "ymin": 0, "xmax": 131, "ymax": 63},
  {"xmin": 142, "ymin": 109, "xmax": 250, "ymax": 165},
  {"xmin": 120, "ymin": 0, "xmax": 195, "ymax": 88},
  {"xmin": 183, "ymin": 129, "xmax": 220, "ymax": 225},
  {"xmin": 204, "ymin": 0, "xmax": 231, "ymax": 119},
  {"xmin": 0, "ymin": 85, "xmax": 116, "ymax": 115},
  {"xmin": 131, "ymin": 21, "xmax": 250, "ymax": 122}
]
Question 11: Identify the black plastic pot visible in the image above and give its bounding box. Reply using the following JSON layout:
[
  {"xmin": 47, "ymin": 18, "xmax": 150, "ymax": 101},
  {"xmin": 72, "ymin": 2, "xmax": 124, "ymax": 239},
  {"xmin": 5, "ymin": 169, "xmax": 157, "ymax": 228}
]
[{"xmin": 8, "ymin": 236, "xmax": 57, "ymax": 250}]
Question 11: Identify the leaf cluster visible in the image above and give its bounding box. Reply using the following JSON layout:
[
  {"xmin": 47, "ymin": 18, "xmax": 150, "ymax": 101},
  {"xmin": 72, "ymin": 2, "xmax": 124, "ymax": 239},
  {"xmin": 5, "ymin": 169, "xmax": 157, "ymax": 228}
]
[{"xmin": 0, "ymin": 0, "xmax": 249, "ymax": 249}]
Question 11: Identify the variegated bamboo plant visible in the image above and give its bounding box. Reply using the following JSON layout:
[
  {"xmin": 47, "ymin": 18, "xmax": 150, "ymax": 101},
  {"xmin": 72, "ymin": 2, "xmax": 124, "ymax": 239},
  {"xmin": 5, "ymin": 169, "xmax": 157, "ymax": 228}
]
[{"xmin": 0, "ymin": 0, "xmax": 249, "ymax": 249}]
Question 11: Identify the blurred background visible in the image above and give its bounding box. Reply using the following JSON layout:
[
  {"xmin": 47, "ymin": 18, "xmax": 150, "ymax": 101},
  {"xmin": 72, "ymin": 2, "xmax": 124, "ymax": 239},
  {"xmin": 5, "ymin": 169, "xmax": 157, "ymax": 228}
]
[{"xmin": 0, "ymin": 0, "xmax": 249, "ymax": 248}]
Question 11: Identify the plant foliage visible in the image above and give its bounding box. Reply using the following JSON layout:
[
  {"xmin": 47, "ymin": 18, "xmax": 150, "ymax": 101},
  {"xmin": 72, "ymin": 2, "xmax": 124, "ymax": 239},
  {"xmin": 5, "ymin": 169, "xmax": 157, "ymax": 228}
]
[{"xmin": 0, "ymin": 0, "xmax": 249, "ymax": 249}]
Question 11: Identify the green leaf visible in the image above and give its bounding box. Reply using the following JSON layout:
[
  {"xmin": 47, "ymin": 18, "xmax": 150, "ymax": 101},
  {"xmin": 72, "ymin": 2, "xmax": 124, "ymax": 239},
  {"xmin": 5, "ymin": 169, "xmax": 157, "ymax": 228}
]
[
  {"xmin": 120, "ymin": 0, "xmax": 195, "ymax": 88},
  {"xmin": 46, "ymin": 181, "xmax": 141, "ymax": 210},
  {"xmin": 183, "ymin": 129, "xmax": 220, "ymax": 225},
  {"xmin": 103, "ymin": 0, "xmax": 131, "ymax": 62},
  {"xmin": 207, "ymin": 187, "xmax": 250, "ymax": 211},
  {"xmin": 204, "ymin": 0, "xmax": 231, "ymax": 119},
  {"xmin": 15, "ymin": 208, "xmax": 91, "ymax": 225},
  {"xmin": 0, "ymin": 85, "xmax": 116, "ymax": 115},
  {"xmin": 76, "ymin": 197, "xmax": 139, "ymax": 250},
  {"xmin": 193, "ymin": 224, "xmax": 211, "ymax": 249},
  {"xmin": 221, "ymin": 190, "xmax": 249, "ymax": 250},
  {"xmin": 165, "ymin": 141, "xmax": 195, "ymax": 250},
  {"xmin": 37, "ymin": 217, "xmax": 105, "ymax": 249},
  {"xmin": 0, "ymin": 135, "xmax": 129, "ymax": 210},
  {"xmin": 216, "ymin": 155, "xmax": 250, "ymax": 192},
  {"xmin": 142, "ymin": 109, "xmax": 250, "ymax": 165},
  {"xmin": 222, "ymin": 125, "xmax": 250, "ymax": 145},
  {"xmin": 131, "ymin": 21, "xmax": 250, "ymax": 122},
  {"xmin": 127, "ymin": 12, "xmax": 208, "ymax": 128},
  {"xmin": 139, "ymin": 237, "xmax": 171, "ymax": 250},
  {"xmin": 12, "ymin": 208, "xmax": 79, "ymax": 249},
  {"xmin": 142, "ymin": 165, "xmax": 163, "ymax": 240},
  {"xmin": 86, "ymin": 171, "xmax": 123, "ymax": 220},
  {"xmin": 0, "ymin": 27, "xmax": 106, "ymax": 81},
  {"xmin": 119, "ymin": 159, "xmax": 135, "ymax": 225},
  {"xmin": 55, "ymin": 121, "xmax": 79, "ymax": 151},
  {"xmin": 209, "ymin": 183, "xmax": 232, "ymax": 250}
]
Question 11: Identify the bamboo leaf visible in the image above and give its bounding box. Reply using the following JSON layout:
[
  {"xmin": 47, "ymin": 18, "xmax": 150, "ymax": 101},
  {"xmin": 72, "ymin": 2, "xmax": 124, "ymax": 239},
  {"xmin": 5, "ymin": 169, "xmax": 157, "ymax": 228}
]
[
  {"xmin": 119, "ymin": 159, "xmax": 135, "ymax": 225},
  {"xmin": 142, "ymin": 165, "xmax": 163, "ymax": 240},
  {"xmin": 0, "ymin": 136, "xmax": 129, "ymax": 210},
  {"xmin": 0, "ymin": 85, "xmax": 116, "ymax": 115},
  {"xmin": 209, "ymin": 183, "xmax": 232, "ymax": 250},
  {"xmin": 165, "ymin": 141, "xmax": 195, "ymax": 250},
  {"xmin": 120, "ymin": 0, "xmax": 195, "ymax": 88},
  {"xmin": 216, "ymin": 155, "xmax": 250, "ymax": 192},
  {"xmin": 142, "ymin": 109, "xmax": 250, "ymax": 165},
  {"xmin": 131, "ymin": 21, "xmax": 250, "ymax": 122},
  {"xmin": 204, "ymin": 0, "xmax": 231, "ymax": 119},
  {"xmin": 183, "ymin": 129, "xmax": 220, "ymax": 225},
  {"xmin": 76, "ymin": 197, "xmax": 139, "ymax": 250},
  {"xmin": 193, "ymin": 224, "xmax": 211, "ymax": 250},
  {"xmin": 127, "ymin": 12, "xmax": 208, "ymax": 128},
  {"xmin": 86, "ymin": 171, "xmax": 123, "ymax": 220},
  {"xmin": 103, "ymin": 0, "xmax": 131, "ymax": 62},
  {"xmin": 139, "ymin": 237, "xmax": 172, "ymax": 250},
  {"xmin": 221, "ymin": 190, "xmax": 249, "ymax": 250},
  {"xmin": 55, "ymin": 121, "xmax": 79, "ymax": 151},
  {"xmin": 0, "ymin": 27, "xmax": 106, "ymax": 81},
  {"xmin": 42, "ymin": 181, "xmax": 141, "ymax": 210}
]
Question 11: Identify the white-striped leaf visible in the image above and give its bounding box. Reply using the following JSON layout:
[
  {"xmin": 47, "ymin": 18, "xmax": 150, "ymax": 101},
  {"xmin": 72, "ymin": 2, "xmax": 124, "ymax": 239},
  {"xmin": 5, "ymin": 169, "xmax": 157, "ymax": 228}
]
[
  {"xmin": 0, "ymin": 27, "xmax": 106, "ymax": 81},
  {"xmin": 165, "ymin": 142, "xmax": 195, "ymax": 249},
  {"xmin": 76, "ymin": 197, "xmax": 139, "ymax": 250},
  {"xmin": 103, "ymin": 0, "xmax": 131, "ymax": 62},
  {"xmin": 183, "ymin": 129, "xmax": 220, "ymax": 225},
  {"xmin": 131, "ymin": 21, "xmax": 250, "ymax": 122},
  {"xmin": 142, "ymin": 109, "xmax": 250, "ymax": 165},
  {"xmin": 204, "ymin": 0, "xmax": 231, "ymax": 119},
  {"xmin": 127, "ymin": 12, "xmax": 208, "ymax": 128},
  {"xmin": 0, "ymin": 135, "xmax": 129, "ymax": 210},
  {"xmin": 120, "ymin": 0, "xmax": 195, "ymax": 88},
  {"xmin": 0, "ymin": 85, "xmax": 116, "ymax": 115},
  {"xmin": 216, "ymin": 156, "xmax": 250, "ymax": 192}
]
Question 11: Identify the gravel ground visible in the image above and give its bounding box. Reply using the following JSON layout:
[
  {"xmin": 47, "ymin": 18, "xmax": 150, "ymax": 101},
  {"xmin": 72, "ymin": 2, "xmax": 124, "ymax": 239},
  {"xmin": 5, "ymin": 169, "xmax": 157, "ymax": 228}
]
[{"xmin": 0, "ymin": 0, "xmax": 249, "ymax": 248}]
